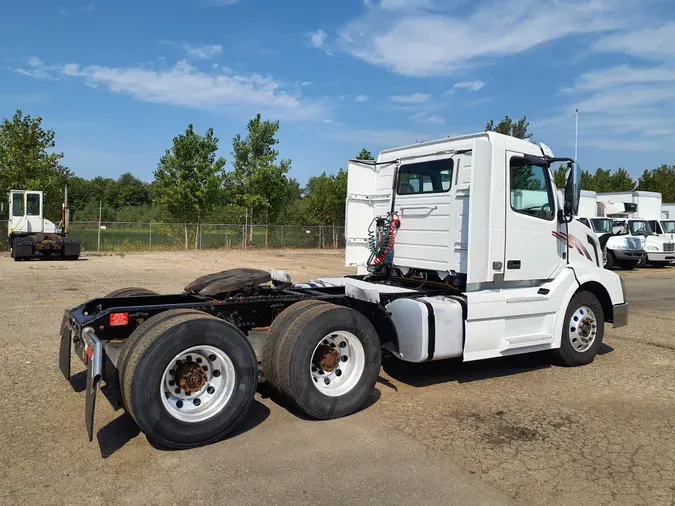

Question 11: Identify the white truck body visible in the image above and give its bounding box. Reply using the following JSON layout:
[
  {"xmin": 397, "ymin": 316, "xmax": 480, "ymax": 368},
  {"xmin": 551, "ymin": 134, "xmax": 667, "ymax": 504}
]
[
  {"xmin": 597, "ymin": 191, "xmax": 675, "ymax": 264},
  {"xmin": 576, "ymin": 190, "xmax": 644, "ymax": 268},
  {"xmin": 346, "ymin": 132, "xmax": 626, "ymax": 362},
  {"xmin": 8, "ymin": 190, "xmax": 59, "ymax": 236}
]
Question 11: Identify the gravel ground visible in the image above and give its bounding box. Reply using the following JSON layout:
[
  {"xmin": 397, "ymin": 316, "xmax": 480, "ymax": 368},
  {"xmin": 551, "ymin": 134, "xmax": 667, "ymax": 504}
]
[{"xmin": 0, "ymin": 250, "xmax": 673, "ymax": 506}]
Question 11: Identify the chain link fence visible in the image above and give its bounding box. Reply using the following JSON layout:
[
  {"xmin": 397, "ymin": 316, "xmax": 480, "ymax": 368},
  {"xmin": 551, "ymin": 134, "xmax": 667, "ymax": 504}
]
[{"xmin": 0, "ymin": 220, "xmax": 345, "ymax": 252}]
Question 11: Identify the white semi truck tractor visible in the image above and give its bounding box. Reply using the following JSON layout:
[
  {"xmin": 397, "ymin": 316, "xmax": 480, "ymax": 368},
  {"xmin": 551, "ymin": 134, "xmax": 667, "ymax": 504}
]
[
  {"xmin": 576, "ymin": 190, "xmax": 644, "ymax": 269},
  {"xmin": 59, "ymin": 132, "xmax": 628, "ymax": 449},
  {"xmin": 7, "ymin": 187, "xmax": 80, "ymax": 261},
  {"xmin": 598, "ymin": 191, "xmax": 675, "ymax": 267}
]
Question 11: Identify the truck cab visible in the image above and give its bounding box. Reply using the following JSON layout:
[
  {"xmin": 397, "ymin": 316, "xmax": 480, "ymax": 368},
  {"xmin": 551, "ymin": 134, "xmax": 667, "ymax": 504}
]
[{"xmin": 9, "ymin": 190, "xmax": 60, "ymax": 237}]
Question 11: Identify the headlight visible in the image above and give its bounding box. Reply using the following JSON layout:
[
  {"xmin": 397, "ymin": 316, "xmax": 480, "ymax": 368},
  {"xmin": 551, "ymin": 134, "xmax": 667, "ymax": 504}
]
[
  {"xmin": 646, "ymin": 246, "xmax": 659, "ymax": 251},
  {"xmin": 613, "ymin": 245, "xmax": 626, "ymax": 250}
]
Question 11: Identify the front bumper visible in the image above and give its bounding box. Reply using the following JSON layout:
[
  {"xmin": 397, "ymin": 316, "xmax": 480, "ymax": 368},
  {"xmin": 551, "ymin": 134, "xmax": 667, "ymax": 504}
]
[
  {"xmin": 613, "ymin": 249, "xmax": 644, "ymax": 261},
  {"xmin": 646, "ymin": 252, "xmax": 675, "ymax": 262},
  {"xmin": 613, "ymin": 302, "xmax": 629, "ymax": 328}
]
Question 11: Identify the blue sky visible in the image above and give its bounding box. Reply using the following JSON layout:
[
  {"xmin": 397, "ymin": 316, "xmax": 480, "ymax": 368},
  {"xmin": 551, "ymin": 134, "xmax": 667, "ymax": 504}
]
[{"xmin": 2, "ymin": 0, "xmax": 675, "ymax": 184}]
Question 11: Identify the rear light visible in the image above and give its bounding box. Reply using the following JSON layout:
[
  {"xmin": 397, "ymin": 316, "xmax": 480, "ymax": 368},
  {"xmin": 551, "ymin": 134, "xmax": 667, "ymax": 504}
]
[{"xmin": 110, "ymin": 312, "xmax": 129, "ymax": 326}]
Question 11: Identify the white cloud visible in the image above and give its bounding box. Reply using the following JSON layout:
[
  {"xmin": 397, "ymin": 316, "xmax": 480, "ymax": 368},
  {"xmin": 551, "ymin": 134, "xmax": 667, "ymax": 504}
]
[
  {"xmin": 593, "ymin": 22, "xmax": 675, "ymax": 60},
  {"xmin": 355, "ymin": 95, "xmax": 370, "ymax": 102},
  {"xmin": 16, "ymin": 58, "xmax": 326, "ymax": 121},
  {"xmin": 307, "ymin": 29, "xmax": 332, "ymax": 55},
  {"xmin": 300, "ymin": 81, "xmax": 312, "ymax": 86},
  {"xmin": 183, "ymin": 43, "xmax": 223, "ymax": 60},
  {"xmin": 378, "ymin": 0, "xmax": 434, "ymax": 10},
  {"xmin": 453, "ymin": 80, "xmax": 484, "ymax": 92},
  {"xmin": 410, "ymin": 111, "xmax": 445, "ymax": 124},
  {"xmin": 389, "ymin": 92, "xmax": 430, "ymax": 104},
  {"xmin": 331, "ymin": 0, "xmax": 636, "ymax": 76},
  {"xmin": 568, "ymin": 65, "xmax": 675, "ymax": 92},
  {"xmin": 12, "ymin": 57, "xmax": 54, "ymax": 80},
  {"xmin": 211, "ymin": 0, "xmax": 240, "ymax": 4}
]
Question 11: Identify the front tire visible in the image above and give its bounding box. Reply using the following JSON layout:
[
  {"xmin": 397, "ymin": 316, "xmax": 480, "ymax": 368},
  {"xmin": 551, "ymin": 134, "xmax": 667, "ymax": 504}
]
[
  {"xmin": 554, "ymin": 291, "xmax": 604, "ymax": 367},
  {"xmin": 638, "ymin": 254, "xmax": 647, "ymax": 268},
  {"xmin": 652, "ymin": 261, "xmax": 669, "ymax": 268},
  {"xmin": 120, "ymin": 310, "xmax": 258, "ymax": 449},
  {"xmin": 604, "ymin": 251, "xmax": 615, "ymax": 269},
  {"xmin": 275, "ymin": 303, "xmax": 381, "ymax": 420}
]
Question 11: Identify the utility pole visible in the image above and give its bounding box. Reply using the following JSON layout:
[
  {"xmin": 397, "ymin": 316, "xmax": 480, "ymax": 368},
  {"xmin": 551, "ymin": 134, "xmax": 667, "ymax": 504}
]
[
  {"xmin": 97, "ymin": 201, "xmax": 102, "ymax": 252},
  {"xmin": 575, "ymin": 108, "xmax": 579, "ymax": 162}
]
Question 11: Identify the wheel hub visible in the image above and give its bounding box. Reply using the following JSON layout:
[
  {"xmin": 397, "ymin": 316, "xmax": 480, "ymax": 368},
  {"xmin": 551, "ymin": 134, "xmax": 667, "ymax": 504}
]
[
  {"xmin": 315, "ymin": 345, "xmax": 340, "ymax": 373},
  {"xmin": 176, "ymin": 362, "xmax": 207, "ymax": 393}
]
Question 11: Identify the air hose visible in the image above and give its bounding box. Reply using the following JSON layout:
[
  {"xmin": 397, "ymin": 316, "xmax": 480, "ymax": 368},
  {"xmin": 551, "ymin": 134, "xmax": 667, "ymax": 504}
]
[{"xmin": 367, "ymin": 212, "xmax": 401, "ymax": 269}]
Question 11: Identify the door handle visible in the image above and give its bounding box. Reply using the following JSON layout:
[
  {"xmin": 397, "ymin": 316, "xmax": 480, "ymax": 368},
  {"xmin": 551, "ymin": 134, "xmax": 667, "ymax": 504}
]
[
  {"xmin": 507, "ymin": 260, "xmax": 521, "ymax": 269},
  {"xmin": 398, "ymin": 205, "xmax": 438, "ymax": 211}
]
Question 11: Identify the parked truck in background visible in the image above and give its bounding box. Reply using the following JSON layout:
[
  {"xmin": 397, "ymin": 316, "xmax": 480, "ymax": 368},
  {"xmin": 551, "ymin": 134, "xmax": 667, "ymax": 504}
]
[
  {"xmin": 59, "ymin": 132, "xmax": 628, "ymax": 449},
  {"xmin": 597, "ymin": 191, "xmax": 675, "ymax": 267},
  {"xmin": 576, "ymin": 190, "xmax": 644, "ymax": 269},
  {"xmin": 7, "ymin": 187, "xmax": 80, "ymax": 261}
]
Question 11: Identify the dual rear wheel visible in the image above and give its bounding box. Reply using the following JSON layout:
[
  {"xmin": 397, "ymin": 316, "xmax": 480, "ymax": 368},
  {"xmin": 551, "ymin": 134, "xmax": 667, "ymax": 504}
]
[{"xmin": 115, "ymin": 291, "xmax": 381, "ymax": 449}]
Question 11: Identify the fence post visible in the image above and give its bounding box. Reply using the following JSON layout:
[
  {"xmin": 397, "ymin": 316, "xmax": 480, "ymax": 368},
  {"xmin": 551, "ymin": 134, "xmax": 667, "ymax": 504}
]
[
  {"xmin": 281, "ymin": 225, "xmax": 284, "ymax": 248},
  {"xmin": 199, "ymin": 224, "xmax": 203, "ymax": 250},
  {"xmin": 265, "ymin": 226, "xmax": 268, "ymax": 249},
  {"xmin": 320, "ymin": 226, "xmax": 323, "ymax": 249},
  {"xmin": 149, "ymin": 222, "xmax": 152, "ymax": 251}
]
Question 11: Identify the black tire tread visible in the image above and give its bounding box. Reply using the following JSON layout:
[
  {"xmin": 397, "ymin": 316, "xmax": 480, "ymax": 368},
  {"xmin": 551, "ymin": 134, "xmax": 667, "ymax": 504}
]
[
  {"xmin": 105, "ymin": 287, "xmax": 158, "ymax": 298},
  {"xmin": 261, "ymin": 299, "xmax": 328, "ymax": 393}
]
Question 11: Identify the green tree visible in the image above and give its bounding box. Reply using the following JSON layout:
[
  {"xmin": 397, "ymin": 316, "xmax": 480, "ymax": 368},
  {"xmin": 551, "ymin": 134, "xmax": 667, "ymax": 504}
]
[
  {"xmin": 302, "ymin": 169, "xmax": 348, "ymax": 226},
  {"xmin": 154, "ymin": 124, "xmax": 226, "ymax": 248},
  {"xmin": 228, "ymin": 114, "xmax": 293, "ymax": 224},
  {"xmin": 111, "ymin": 172, "xmax": 150, "ymax": 209},
  {"xmin": 554, "ymin": 164, "xmax": 567, "ymax": 189},
  {"xmin": 637, "ymin": 165, "xmax": 675, "ymax": 202},
  {"xmin": 0, "ymin": 109, "xmax": 71, "ymax": 218},
  {"xmin": 485, "ymin": 116, "xmax": 533, "ymax": 139},
  {"xmin": 608, "ymin": 168, "xmax": 635, "ymax": 192},
  {"xmin": 355, "ymin": 149, "xmax": 374, "ymax": 160}
]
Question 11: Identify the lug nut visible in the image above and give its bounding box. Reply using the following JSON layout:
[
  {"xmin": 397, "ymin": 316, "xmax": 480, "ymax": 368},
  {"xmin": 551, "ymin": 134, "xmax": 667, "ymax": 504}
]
[
  {"xmin": 196, "ymin": 357, "xmax": 202, "ymax": 364},
  {"xmin": 311, "ymin": 366, "xmax": 317, "ymax": 372},
  {"xmin": 318, "ymin": 370, "xmax": 324, "ymax": 375},
  {"xmin": 209, "ymin": 354, "xmax": 216, "ymax": 361},
  {"xmin": 213, "ymin": 370, "xmax": 221, "ymax": 377},
  {"xmin": 175, "ymin": 359, "xmax": 182, "ymax": 366},
  {"xmin": 176, "ymin": 400, "xmax": 183, "ymax": 409},
  {"xmin": 341, "ymin": 356, "xmax": 348, "ymax": 362},
  {"xmin": 193, "ymin": 399, "xmax": 201, "ymax": 406},
  {"xmin": 339, "ymin": 342, "xmax": 346, "ymax": 348},
  {"xmin": 324, "ymin": 378, "xmax": 330, "ymax": 385},
  {"xmin": 186, "ymin": 355, "xmax": 192, "ymax": 362},
  {"xmin": 169, "ymin": 369, "xmax": 175, "ymax": 375},
  {"xmin": 330, "ymin": 343, "xmax": 336, "ymax": 348},
  {"xmin": 207, "ymin": 386, "xmax": 215, "ymax": 394},
  {"xmin": 169, "ymin": 380, "xmax": 175, "ymax": 387},
  {"xmin": 323, "ymin": 340, "xmax": 329, "ymax": 345},
  {"xmin": 174, "ymin": 388, "xmax": 181, "ymax": 394},
  {"xmin": 202, "ymin": 365, "xmax": 208, "ymax": 371},
  {"xmin": 336, "ymin": 369, "xmax": 342, "ymax": 377},
  {"xmin": 185, "ymin": 391, "xmax": 191, "ymax": 396}
]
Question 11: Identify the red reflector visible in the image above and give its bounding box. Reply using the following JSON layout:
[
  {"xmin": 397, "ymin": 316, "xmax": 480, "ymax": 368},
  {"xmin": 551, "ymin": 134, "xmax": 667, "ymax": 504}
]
[{"xmin": 110, "ymin": 312, "xmax": 129, "ymax": 326}]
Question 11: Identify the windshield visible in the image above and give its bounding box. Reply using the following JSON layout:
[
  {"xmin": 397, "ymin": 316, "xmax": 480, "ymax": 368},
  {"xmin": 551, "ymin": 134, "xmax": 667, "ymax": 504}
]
[
  {"xmin": 661, "ymin": 220, "xmax": 675, "ymax": 233},
  {"xmin": 590, "ymin": 219, "xmax": 613, "ymax": 234},
  {"xmin": 629, "ymin": 220, "xmax": 654, "ymax": 236}
]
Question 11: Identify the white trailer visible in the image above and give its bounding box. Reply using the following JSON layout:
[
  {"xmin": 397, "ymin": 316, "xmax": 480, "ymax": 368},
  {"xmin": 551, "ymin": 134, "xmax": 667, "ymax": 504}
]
[
  {"xmin": 59, "ymin": 132, "xmax": 628, "ymax": 449},
  {"xmin": 597, "ymin": 191, "xmax": 675, "ymax": 267}
]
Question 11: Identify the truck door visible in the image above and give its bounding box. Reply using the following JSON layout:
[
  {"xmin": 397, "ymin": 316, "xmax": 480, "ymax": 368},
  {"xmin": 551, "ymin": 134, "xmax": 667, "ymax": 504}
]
[
  {"xmin": 392, "ymin": 156, "xmax": 455, "ymax": 272},
  {"xmin": 25, "ymin": 192, "xmax": 43, "ymax": 233},
  {"xmin": 9, "ymin": 192, "xmax": 25, "ymax": 233},
  {"xmin": 504, "ymin": 153, "xmax": 562, "ymax": 281}
]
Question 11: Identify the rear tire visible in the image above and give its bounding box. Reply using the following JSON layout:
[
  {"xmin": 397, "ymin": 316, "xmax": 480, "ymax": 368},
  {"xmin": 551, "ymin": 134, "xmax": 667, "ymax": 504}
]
[
  {"xmin": 121, "ymin": 310, "xmax": 258, "ymax": 449},
  {"xmin": 261, "ymin": 299, "xmax": 328, "ymax": 394},
  {"xmin": 652, "ymin": 261, "xmax": 669, "ymax": 268},
  {"xmin": 275, "ymin": 303, "xmax": 381, "ymax": 420},
  {"xmin": 105, "ymin": 287, "xmax": 158, "ymax": 298},
  {"xmin": 554, "ymin": 291, "xmax": 604, "ymax": 367},
  {"xmin": 638, "ymin": 254, "xmax": 647, "ymax": 268}
]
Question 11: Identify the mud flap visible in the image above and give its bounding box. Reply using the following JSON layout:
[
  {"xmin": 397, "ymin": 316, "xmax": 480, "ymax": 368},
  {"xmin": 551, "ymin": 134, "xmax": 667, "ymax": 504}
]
[
  {"xmin": 59, "ymin": 314, "xmax": 71, "ymax": 380},
  {"xmin": 85, "ymin": 357, "xmax": 97, "ymax": 442}
]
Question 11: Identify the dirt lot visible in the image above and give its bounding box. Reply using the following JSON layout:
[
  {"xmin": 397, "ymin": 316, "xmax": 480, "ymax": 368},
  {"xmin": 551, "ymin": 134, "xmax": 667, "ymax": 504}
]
[{"xmin": 0, "ymin": 250, "xmax": 674, "ymax": 506}]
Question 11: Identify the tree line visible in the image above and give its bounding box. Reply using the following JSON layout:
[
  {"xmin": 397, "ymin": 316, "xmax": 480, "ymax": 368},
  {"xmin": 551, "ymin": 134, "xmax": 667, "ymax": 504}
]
[
  {"xmin": 0, "ymin": 110, "xmax": 368, "ymax": 226},
  {"xmin": 2, "ymin": 110, "xmax": 675, "ymax": 228}
]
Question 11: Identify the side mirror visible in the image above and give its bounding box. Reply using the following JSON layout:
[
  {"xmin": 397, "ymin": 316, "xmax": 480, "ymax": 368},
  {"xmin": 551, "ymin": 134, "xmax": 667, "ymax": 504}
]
[{"xmin": 563, "ymin": 161, "xmax": 581, "ymax": 217}]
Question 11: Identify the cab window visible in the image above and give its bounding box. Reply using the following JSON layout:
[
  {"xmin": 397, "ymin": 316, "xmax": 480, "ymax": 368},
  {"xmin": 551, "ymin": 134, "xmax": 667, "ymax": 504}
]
[
  {"xmin": 12, "ymin": 194, "xmax": 24, "ymax": 217},
  {"xmin": 509, "ymin": 159, "xmax": 555, "ymax": 220},
  {"xmin": 397, "ymin": 158, "xmax": 453, "ymax": 195},
  {"xmin": 26, "ymin": 194, "xmax": 40, "ymax": 216}
]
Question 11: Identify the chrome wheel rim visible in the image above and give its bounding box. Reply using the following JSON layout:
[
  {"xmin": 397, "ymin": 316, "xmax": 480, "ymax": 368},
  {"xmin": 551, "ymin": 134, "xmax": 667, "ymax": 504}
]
[
  {"xmin": 309, "ymin": 331, "xmax": 365, "ymax": 397},
  {"xmin": 569, "ymin": 306, "xmax": 597, "ymax": 353},
  {"xmin": 160, "ymin": 345, "xmax": 236, "ymax": 423}
]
